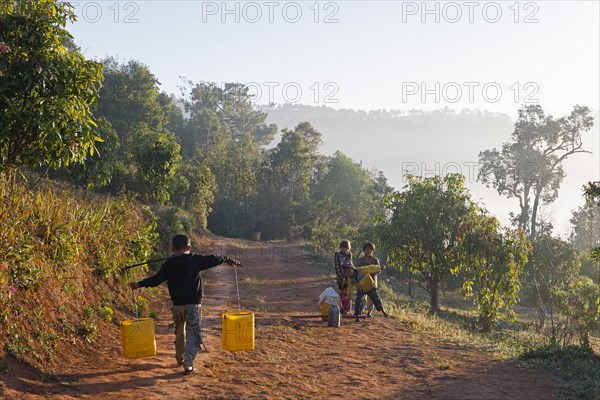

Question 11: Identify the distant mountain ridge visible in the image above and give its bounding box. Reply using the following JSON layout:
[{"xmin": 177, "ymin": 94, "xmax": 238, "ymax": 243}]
[{"xmin": 262, "ymin": 103, "xmax": 600, "ymax": 235}]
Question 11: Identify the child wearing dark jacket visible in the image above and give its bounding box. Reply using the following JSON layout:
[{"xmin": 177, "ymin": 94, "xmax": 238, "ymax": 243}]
[{"xmin": 130, "ymin": 234, "xmax": 241, "ymax": 374}]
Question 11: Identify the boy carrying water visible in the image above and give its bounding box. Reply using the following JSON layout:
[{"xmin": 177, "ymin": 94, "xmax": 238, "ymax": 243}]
[{"xmin": 130, "ymin": 234, "xmax": 241, "ymax": 374}]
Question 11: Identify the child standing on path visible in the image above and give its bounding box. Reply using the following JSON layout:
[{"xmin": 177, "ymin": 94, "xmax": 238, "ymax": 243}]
[
  {"xmin": 355, "ymin": 242, "xmax": 384, "ymax": 318},
  {"xmin": 334, "ymin": 239, "xmax": 353, "ymax": 314},
  {"xmin": 130, "ymin": 234, "xmax": 241, "ymax": 374},
  {"xmin": 344, "ymin": 263, "xmax": 389, "ymax": 322}
]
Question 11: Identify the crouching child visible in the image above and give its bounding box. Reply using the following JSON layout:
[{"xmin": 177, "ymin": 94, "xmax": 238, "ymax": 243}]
[{"xmin": 344, "ymin": 264, "xmax": 389, "ymax": 322}]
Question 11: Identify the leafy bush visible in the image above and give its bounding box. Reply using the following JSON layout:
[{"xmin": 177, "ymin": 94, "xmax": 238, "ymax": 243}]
[{"xmin": 554, "ymin": 276, "xmax": 600, "ymax": 349}]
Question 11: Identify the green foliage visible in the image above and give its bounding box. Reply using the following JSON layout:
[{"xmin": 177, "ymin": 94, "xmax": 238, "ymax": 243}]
[
  {"xmin": 89, "ymin": 57, "xmax": 187, "ymax": 199},
  {"xmin": 100, "ymin": 306, "xmax": 113, "ymax": 322},
  {"xmin": 135, "ymin": 295, "xmax": 149, "ymax": 317},
  {"xmin": 458, "ymin": 211, "xmax": 530, "ymax": 332},
  {"xmin": 305, "ymin": 196, "xmax": 343, "ymax": 254},
  {"xmin": 181, "ymin": 81, "xmax": 276, "ymax": 238},
  {"xmin": 183, "ymin": 81, "xmax": 277, "ymax": 149},
  {"xmin": 522, "ymin": 236, "xmax": 579, "ymax": 328},
  {"xmin": 96, "ymin": 57, "xmax": 166, "ymax": 148},
  {"xmin": 132, "ymin": 130, "xmax": 181, "ymax": 203},
  {"xmin": 584, "ymin": 181, "xmax": 600, "ymax": 207},
  {"xmin": 65, "ymin": 117, "xmax": 121, "ymax": 189},
  {"xmin": 6, "ymin": 333, "xmax": 29, "ymax": 357},
  {"xmin": 478, "ymin": 105, "xmax": 594, "ymax": 238},
  {"xmin": 170, "ymin": 158, "xmax": 216, "ymax": 229},
  {"xmin": 312, "ymin": 151, "xmax": 392, "ymax": 230},
  {"xmin": 0, "ymin": 0, "xmax": 104, "ymax": 171},
  {"xmin": 383, "ymin": 174, "xmax": 474, "ymax": 313},
  {"xmin": 570, "ymin": 201, "xmax": 600, "ymax": 252},
  {"xmin": 582, "ymin": 181, "xmax": 600, "ymax": 266},
  {"xmin": 0, "ymin": 173, "xmax": 157, "ymax": 313},
  {"xmin": 77, "ymin": 323, "xmax": 98, "ymax": 342},
  {"xmin": 554, "ymin": 276, "xmax": 600, "ymax": 349},
  {"xmin": 255, "ymin": 122, "xmax": 322, "ymax": 240}
]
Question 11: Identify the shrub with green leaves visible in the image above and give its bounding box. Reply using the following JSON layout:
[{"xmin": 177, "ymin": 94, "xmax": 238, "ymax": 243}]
[{"xmin": 555, "ymin": 275, "xmax": 600, "ymax": 348}]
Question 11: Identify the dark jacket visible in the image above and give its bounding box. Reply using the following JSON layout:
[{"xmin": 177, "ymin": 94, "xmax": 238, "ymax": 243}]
[{"xmin": 137, "ymin": 253, "xmax": 231, "ymax": 306}]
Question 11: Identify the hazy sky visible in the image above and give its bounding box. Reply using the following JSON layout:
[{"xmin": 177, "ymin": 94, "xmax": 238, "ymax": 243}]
[
  {"xmin": 68, "ymin": 1, "xmax": 599, "ymax": 115},
  {"xmin": 67, "ymin": 1, "xmax": 600, "ymax": 235}
]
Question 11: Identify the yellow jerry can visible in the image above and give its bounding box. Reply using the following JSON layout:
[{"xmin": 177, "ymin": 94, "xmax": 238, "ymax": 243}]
[
  {"xmin": 222, "ymin": 312, "xmax": 255, "ymax": 351},
  {"xmin": 120, "ymin": 318, "xmax": 157, "ymax": 359}
]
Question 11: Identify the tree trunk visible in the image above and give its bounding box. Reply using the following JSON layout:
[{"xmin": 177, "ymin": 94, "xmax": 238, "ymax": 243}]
[
  {"xmin": 408, "ymin": 269, "xmax": 413, "ymax": 297},
  {"xmin": 479, "ymin": 315, "xmax": 493, "ymax": 333},
  {"xmin": 520, "ymin": 183, "xmax": 531, "ymax": 232},
  {"xmin": 536, "ymin": 306, "xmax": 546, "ymax": 330},
  {"xmin": 429, "ymin": 278, "xmax": 439, "ymax": 314},
  {"xmin": 530, "ymin": 185, "xmax": 543, "ymax": 239}
]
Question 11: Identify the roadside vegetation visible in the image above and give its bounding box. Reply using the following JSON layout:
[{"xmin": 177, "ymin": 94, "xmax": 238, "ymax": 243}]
[{"xmin": 1, "ymin": 1, "xmax": 599, "ymax": 399}]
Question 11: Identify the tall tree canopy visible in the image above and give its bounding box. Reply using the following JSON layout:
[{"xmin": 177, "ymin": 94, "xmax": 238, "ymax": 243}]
[
  {"xmin": 478, "ymin": 105, "xmax": 594, "ymax": 238},
  {"xmin": 0, "ymin": 0, "xmax": 103, "ymax": 171},
  {"xmin": 255, "ymin": 122, "xmax": 322, "ymax": 240}
]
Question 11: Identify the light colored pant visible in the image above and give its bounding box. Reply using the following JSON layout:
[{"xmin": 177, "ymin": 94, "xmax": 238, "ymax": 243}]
[{"xmin": 172, "ymin": 304, "xmax": 202, "ymax": 368}]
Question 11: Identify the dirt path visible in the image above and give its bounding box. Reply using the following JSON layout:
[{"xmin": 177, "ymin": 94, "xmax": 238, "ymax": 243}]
[{"xmin": 1, "ymin": 240, "xmax": 561, "ymax": 399}]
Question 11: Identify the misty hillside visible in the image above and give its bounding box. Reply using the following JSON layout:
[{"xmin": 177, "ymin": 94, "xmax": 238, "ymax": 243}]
[
  {"xmin": 264, "ymin": 105, "xmax": 514, "ymax": 177},
  {"xmin": 263, "ymin": 104, "xmax": 600, "ymax": 234}
]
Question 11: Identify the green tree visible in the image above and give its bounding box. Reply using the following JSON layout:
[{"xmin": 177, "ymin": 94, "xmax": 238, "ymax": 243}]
[
  {"xmin": 183, "ymin": 82, "xmax": 276, "ymax": 150},
  {"xmin": 478, "ymin": 105, "xmax": 594, "ymax": 239},
  {"xmin": 65, "ymin": 117, "xmax": 121, "ymax": 189},
  {"xmin": 522, "ymin": 236, "xmax": 578, "ymax": 329},
  {"xmin": 256, "ymin": 122, "xmax": 321, "ymax": 240},
  {"xmin": 312, "ymin": 151, "xmax": 390, "ymax": 228},
  {"xmin": 584, "ymin": 181, "xmax": 600, "ymax": 207},
  {"xmin": 555, "ymin": 276, "xmax": 600, "ymax": 348},
  {"xmin": 182, "ymin": 82, "xmax": 276, "ymax": 237},
  {"xmin": 0, "ymin": 0, "xmax": 103, "ymax": 172},
  {"xmin": 308, "ymin": 152, "xmax": 392, "ymax": 256},
  {"xmin": 132, "ymin": 130, "xmax": 181, "ymax": 204},
  {"xmin": 384, "ymin": 174, "xmax": 473, "ymax": 313},
  {"xmin": 305, "ymin": 196, "xmax": 343, "ymax": 254},
  {"xmin": 93, "ymin": 57, "xmax": 176, "ymax": 193},
  {"xmin": 169, "ymin": 155, "xmax": 216, "ymax": 229},
  {"xmin": 569, "ymin": 202, "xmax": 600, "ymax": 252},
  {"xmin": 96, "ymin": 57, "xmax": 165, "ymax": 147},
  {"xmin": 582, "ymin": 182, "xmax": 600, "ymax": 263},
  {"xmin": 458, "ymin": 212, "xmax": 530, "ymax": 332}
]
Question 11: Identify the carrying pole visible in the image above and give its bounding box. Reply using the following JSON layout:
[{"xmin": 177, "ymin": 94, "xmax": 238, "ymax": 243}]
[{"xmin": 120, "ymin": 257, "xmax": 171, "ymax": 273}]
